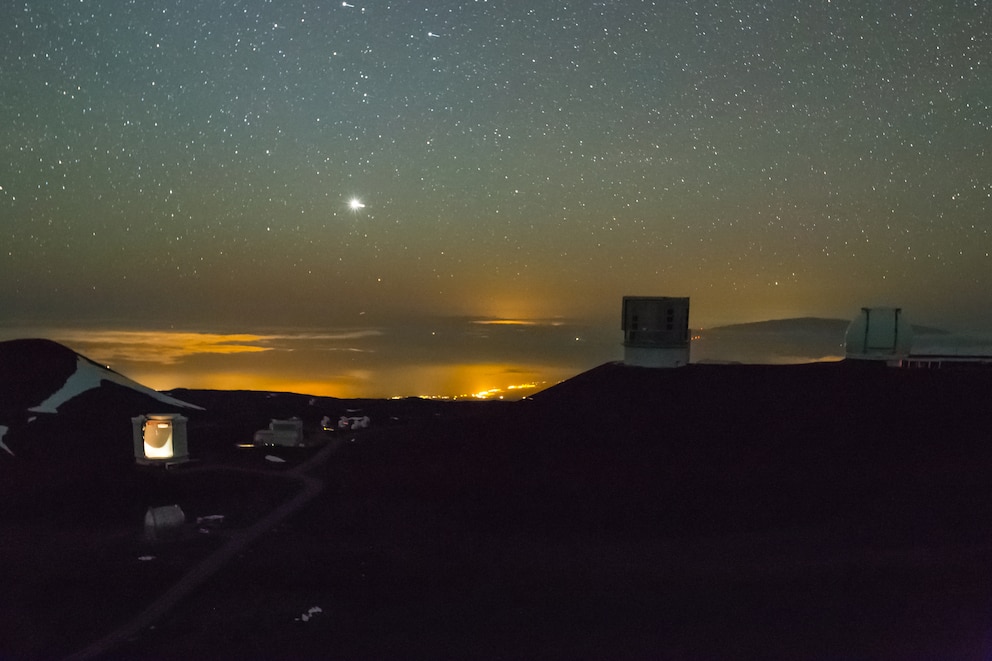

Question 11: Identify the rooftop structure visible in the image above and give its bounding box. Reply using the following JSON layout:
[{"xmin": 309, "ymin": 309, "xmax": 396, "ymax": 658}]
[{"xmin": 621, "ymin": 296, "xmax": 691, "ymax": 368}]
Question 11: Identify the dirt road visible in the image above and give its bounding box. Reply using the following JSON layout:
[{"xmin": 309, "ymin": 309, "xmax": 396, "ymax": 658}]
[{"xmin": 63, "ymin": 438, "xmax": 343, "ymax": 661}]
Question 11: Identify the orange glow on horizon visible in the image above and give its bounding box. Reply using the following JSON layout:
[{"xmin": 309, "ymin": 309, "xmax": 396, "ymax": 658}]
[
  {"xmin": 49, "ymin": 329, "xmax": 275, "ymax": 364},
  {"xmin": 123, "ymin": 361, "xmax": 562, "ymax": 401},
  {"xmin": 4, "ymin": 326, "xmax": 581, "ymax": 400},
  {"xmin": 32, "ymin": 328, "xmax": 382, "ymax": 365},
  {"xmin": 126, "ymin": 368, "xmax": 359, "ymax": 399},
  {"xmin": 471, "ymin": 318, "xmax": 566, "ymax": 327},
  {"xmin": 472, "ymin": 319, "xmax": 539, "ymax": 326}
]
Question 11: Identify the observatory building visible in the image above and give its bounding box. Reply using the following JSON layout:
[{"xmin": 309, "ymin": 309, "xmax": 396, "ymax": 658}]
[
  {"xmin": 845, "ymin": 306, "xmax": 992, "ymax": 369},
  {"xmin": 253, "ymin": 417, "xmax": 305, "ymax": 447},
  {"xmin": 131, "ymin": 413, "xmax": 190, "ymax": 466},
  {"xmin": 844, "ymin": 307, "xmax": 913, "ymax": 366},
  {"xmin": 621, "ymin": 296, "xmax": 691, "ymax": 368}
]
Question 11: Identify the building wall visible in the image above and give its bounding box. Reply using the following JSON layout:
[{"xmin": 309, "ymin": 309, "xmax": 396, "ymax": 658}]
[
  {"xmin": 624, "ymin": 344, "xmax": 690, "ymax": 368},
  {"xmin": 621, "ymin": 296, "xmax": 691, "ymax": 367}
]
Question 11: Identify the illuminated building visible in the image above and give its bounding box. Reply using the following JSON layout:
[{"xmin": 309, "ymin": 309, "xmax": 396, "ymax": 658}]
[{"xmin": 131, "ymin": 413, "xmax": 190, "ymax": 466}]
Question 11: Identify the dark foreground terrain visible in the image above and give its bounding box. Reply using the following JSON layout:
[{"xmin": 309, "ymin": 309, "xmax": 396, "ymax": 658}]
[{"xmin": 3, "ymin": 353, "xmax": 992, "ymax": 659}]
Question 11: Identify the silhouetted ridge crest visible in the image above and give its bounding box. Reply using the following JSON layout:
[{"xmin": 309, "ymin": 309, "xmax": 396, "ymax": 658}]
[{"xmin": 0, "ymin": 339, "xmax": 80, "ymax": 412}]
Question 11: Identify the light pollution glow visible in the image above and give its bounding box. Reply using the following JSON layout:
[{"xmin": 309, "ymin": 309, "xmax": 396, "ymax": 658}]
[
  {"xmin": 6, "ymin": 313, "xmax": 991, "ymax": 399},
  {"xmin": 1, "ymin": 1, "xmax": 990, "ymax": 397},
  {"xmin": 0, "ymin": 324, "xmax": 605, "ymax": 399}
]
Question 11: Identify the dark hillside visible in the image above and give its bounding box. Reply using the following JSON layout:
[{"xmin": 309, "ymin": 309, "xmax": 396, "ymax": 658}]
[
  {"xmin": 120, "ymin": 361, "xmax": 992, "ymax": 660},
  {"xmin": 0, "ymin": 338, "xmax": 79, "ymax": 415},
  {"xmin": 4, "ymin": 352, "xmax": 992, "ymax": 659}
]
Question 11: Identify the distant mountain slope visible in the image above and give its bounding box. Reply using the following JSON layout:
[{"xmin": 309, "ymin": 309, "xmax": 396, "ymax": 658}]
[
  {"xmin": 691, "ymin": 316, "xmax": 949, "ymax": 364},
  {"xmin": 0, "ymin": 338, "xmax": 200, "ymax": 458},
  {"xmin": 706, "ymin": 317, "xmax": 850, "ymax": 334},
  {"xmin": 0, "ymin": 339, "xmax": 78, "ymax": 413},
  {"xmin": 692, "ymin": 318, "xmax": 848, "ymax": 364},
  {"xmin": 707, "ymin": 316, "xmax": 949, "ymax": 335},
  {"xmin": 0, "ymin": 338, "xmax": 200, "ymax": 418},
  {"xmin": 29, "ymin": 353, "xmax": 200, "ymax": 414}
]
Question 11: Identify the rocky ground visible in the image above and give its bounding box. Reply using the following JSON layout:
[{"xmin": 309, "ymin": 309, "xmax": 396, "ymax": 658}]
[{"xmin": 3, "ymin": 361, "xmax": 992, "ymax": 659}]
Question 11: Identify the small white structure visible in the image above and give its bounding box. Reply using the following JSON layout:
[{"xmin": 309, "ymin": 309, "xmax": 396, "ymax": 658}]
[
  {"xmin": 144, "ymin": 504, "xmax": 186, "ymax": 542},
  {"xmin": 845, "ymin": 307, "xmax": 913, "ymax": 365},
  {"xmin": 132, "ymin": 413, "xmax": 189, "ymax": 466},
  {"xmin": 621, "ymin": 296, "xmax": 691, "ymax": 368},
  {"xmin": 338, "ymin": 415, "xmax": 370, "ymax": 430},
  {"xmin": 254, "ymin": 417, "xmax": 304, "ymax": 447}
]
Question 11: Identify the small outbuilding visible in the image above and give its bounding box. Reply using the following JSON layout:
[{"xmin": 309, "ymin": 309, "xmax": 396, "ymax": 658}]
[
  {"xmin": 132, "ymin": 413, "xmax": 190, "ymax": 466},
  {"xmin": 621, "ymin": 296, "xmax": 691, "ymax": 368},
  {"xmin": 144, "ymin": 504, "xmax": 186, "ymax": 542},
  {"xmin": 253, "ymin": 417, "xmax": 305, "ymax": 447}
]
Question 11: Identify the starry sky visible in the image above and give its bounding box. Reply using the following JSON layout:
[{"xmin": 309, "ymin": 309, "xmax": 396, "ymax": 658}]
[{"xmin": 1, "ymin": 1, "xmax": 990, "ymax": 397}]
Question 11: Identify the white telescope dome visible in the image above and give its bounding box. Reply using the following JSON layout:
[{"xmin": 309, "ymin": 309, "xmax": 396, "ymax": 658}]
[{"xmin": 845, "ymin": 307, "xmax": 913, "ymax": 361}]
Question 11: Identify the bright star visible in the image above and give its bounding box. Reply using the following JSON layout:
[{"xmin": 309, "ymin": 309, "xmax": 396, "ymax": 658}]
[{"xmin": 348, "ymin": 198, "xmax": 366, "ymax": 211}]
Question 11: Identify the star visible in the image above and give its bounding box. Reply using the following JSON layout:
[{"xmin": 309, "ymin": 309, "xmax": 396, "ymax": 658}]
[{"xmin": 348, "ymin": 198, "xmax": 366, "ymax": 211}]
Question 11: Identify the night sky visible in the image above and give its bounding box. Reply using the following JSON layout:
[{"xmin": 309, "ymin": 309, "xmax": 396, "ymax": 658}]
[{"xmin": 2, "ymin": 1, "xmax": 990, "ymax": 397}]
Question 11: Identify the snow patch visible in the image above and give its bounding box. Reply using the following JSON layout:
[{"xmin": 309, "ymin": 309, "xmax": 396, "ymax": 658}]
[
  {"xmin": 0, "ymin": 425, "xmax": 13, "ymax": 457},
  {"xmin": 297, "ymin": 606, "xmax": 323, "ymax": 622},
  {"xmin": 196, "ymin": 514, "xmax": 225, "ymax": 526},
  {"xmin": 28, "ymin": 356, "xmax": 203, "ymax": 414}
]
